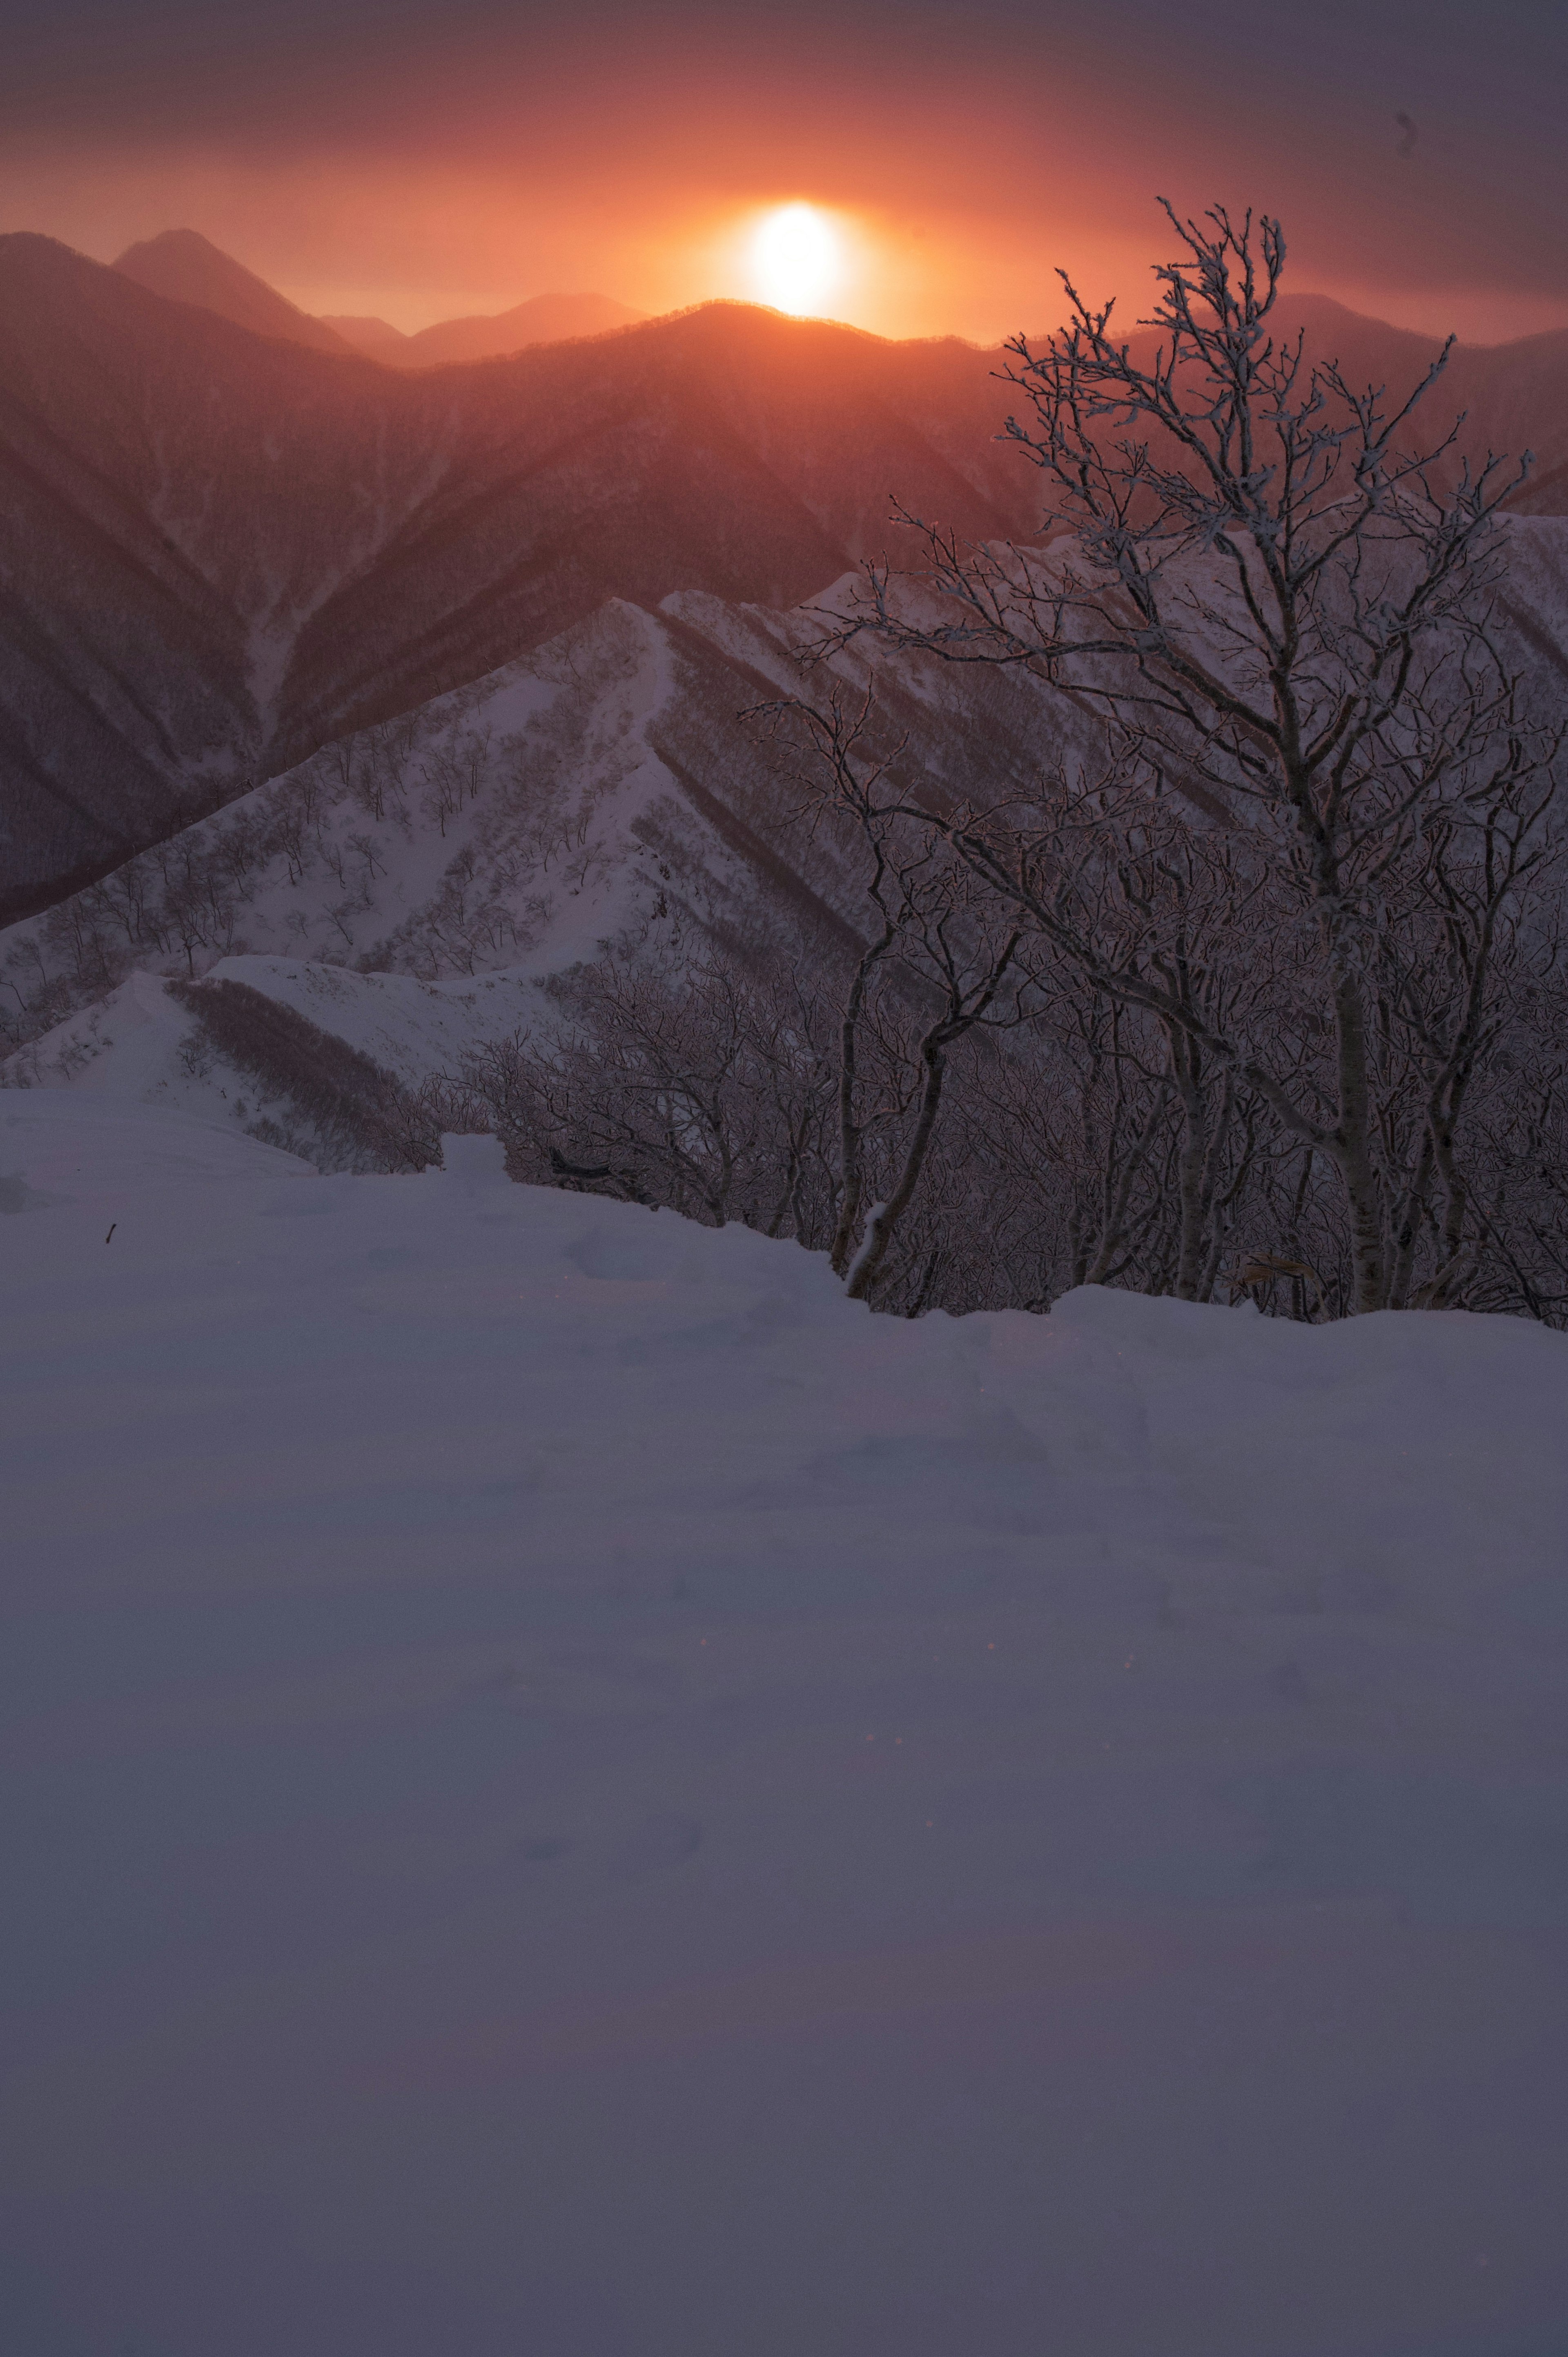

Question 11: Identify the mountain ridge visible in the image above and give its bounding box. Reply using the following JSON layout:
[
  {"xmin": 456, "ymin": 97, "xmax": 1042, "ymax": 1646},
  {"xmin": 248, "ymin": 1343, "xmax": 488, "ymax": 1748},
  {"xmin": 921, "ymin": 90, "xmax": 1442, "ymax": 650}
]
[
  {"xmin": 350, "ymin": 290, "xmax": 648, "ymax": 368},
  {"xmin": 0, "ymin": 236, "xmax": 1035, "ymax": 923},
  {"xmin": 5, "ymin": 228, "xmax": 1568, "ymax": 929},
  {"xmin": 9, "ymin": 526, "xmax": 1568, "ymax": 1094},
  {"xmin": 113, "ymin": 228, "xmax": 356, "ymax": 356},
  {"xmin": 116, "ymin": 228, "xmax": 645, "ymax": 367}
]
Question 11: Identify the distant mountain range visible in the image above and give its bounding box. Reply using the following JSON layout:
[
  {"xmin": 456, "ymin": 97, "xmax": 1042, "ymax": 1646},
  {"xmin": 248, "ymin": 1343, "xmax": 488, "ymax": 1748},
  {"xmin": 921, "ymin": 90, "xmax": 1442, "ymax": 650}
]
[
  {"xmin": 112, "ymin": 229, "xmax": 357, "ymax": 355},
  {"xmin": 114, "ymin": 228, "xmax": 644, "ymax": 366},
  {"xmin": 321, "ymin": 293, "xmax": 646, "ymax": 366},
  {"xmin": 0, "ymin": 232, "xmax": 1034, "ymax": 925},
  {"xmin": 3, "ymin": 224, "xmax": 1568, "ymax": 937}
]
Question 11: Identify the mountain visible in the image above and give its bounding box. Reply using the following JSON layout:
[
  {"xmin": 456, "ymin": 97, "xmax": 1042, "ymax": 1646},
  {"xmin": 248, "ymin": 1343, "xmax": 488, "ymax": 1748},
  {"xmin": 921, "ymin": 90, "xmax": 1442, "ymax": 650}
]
[
  {"xmin": 9, "ymin": 520, "xmax": 1568, "ymax": 1097},
  {"xmin": 125, "ymin": 230, "xmax": 641, "ymax": 366},
  {"xmin": 0, "ymin": 234, "xmax": 1035, "ymax": 927},
  {"xmin": 1446, "ymin": 324, "xmax": 1568, "ymax": 516},
  {"xmin": 111, "ymin": 229, "xmax": 354, "ymax": 356},
  {"xmin": 388, "ymin": 291, "xmax": 646, "ymax": 367},
  {"xmin": 317, "ymin": 314, "xmax": 414, "ymax": 361},
  {"xmin": 1, "ymin": 577, "xmax": 1079, "ymax": 1087},
  {"xmin": 4, "ymin": 228, "xmax": 1568, "ymax": 938},
  {"xmin": 317, "ymin": 294, "xmax": 643, "ymax": 367}
]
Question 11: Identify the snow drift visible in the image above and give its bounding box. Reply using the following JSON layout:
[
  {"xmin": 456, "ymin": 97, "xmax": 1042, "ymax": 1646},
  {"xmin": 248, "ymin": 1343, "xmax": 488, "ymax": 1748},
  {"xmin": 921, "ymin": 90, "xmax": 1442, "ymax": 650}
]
[{"xmin": 2, "ymin": 1091, "xmax": 1565, "ymax": 2355}]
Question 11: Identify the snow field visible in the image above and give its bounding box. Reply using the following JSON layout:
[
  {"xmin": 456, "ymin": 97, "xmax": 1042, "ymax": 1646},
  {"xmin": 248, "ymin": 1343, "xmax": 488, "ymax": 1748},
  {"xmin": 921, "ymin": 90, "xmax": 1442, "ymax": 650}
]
[{"xmin": 2, "ymin": 1092, "xmax": 1566, "ymax": 2357}]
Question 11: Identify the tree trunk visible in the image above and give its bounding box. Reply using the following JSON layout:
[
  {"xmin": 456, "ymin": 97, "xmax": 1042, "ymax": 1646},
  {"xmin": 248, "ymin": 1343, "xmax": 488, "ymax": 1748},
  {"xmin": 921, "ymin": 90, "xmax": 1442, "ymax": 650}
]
[
  {"xmin": 844, "ymin": 1041, "xmax": 949, "ymax": 1302},
  {"xmin": 1170, "ymin": 1031, "xmax": 1209, "ymax": 1301},
  {"xmin": 1331, "ymin": 972, "xmax": 1388, "ymax": 1313}
]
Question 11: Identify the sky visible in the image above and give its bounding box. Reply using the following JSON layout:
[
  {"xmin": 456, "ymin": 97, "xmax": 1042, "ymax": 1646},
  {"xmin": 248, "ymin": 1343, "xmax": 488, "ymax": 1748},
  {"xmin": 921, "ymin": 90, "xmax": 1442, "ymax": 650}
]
[{"xmin": 1, "ymin": 0, "xmax": 1564, "ymax": 342}]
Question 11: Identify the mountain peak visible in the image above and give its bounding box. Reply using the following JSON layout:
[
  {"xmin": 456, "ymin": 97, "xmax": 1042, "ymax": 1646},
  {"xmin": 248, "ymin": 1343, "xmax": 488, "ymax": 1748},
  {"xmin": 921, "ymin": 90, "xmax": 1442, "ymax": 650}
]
[
  {"xmin": 111, "ymin": 229, "xmax": 354, "ymax": 357},
  {"xmin": 317, "ymin": 314, "xmax": 411, "ymax": 361},
  {"xmin": 377, "ymin": 290, "xmax": 648, "ymax": 368}
]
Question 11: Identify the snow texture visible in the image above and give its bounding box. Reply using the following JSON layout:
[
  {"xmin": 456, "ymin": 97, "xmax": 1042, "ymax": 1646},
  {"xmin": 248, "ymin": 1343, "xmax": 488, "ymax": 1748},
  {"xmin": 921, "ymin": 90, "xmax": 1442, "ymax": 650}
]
[
  {"xmin": 2, "ymin": 1092, "xmax": 1566, "ymax": 2356},
  {"xmin": 9, "ymin": 526, "xmax": 1568, "ymax": 1117}
]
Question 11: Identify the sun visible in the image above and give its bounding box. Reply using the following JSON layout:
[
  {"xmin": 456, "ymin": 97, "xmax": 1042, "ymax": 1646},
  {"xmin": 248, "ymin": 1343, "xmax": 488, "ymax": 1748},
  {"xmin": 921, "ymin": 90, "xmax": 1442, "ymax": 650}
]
[{"xmin": 751, "ymin": 203, "xmax": 840, "ymax": 316}]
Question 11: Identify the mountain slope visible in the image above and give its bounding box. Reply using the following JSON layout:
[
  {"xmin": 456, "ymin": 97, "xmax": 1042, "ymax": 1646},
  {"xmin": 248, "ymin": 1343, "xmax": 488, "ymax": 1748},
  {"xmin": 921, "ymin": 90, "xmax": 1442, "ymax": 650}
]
[
  {"xmin": 117, "ymin": 235, "xmax": 641, "ymax": 368},
  {"xmin": 0, "ymin": 239, "xmax": 1035, "ymax": 925},
  {"xmin": 9, "ymin": 528, "xmax": 1568, "ymax": 1100},
  {"xmin": 392, "ymin": 291, "xmax": 646, "ymax": 366},
  {"xmin": 0, "ymin": 580, "xmax": 1035, "ymax": 1085},
  {"xmin": 318, "ymin": 314, "xmax": 413, "ymax": 361},
  {"xmin": 6, "ymin": 232, "xmax": 1568, "ymax": 932},
  {"xmin": 113, "ymin": 229, "xmax": 355, "ymax": 356}
]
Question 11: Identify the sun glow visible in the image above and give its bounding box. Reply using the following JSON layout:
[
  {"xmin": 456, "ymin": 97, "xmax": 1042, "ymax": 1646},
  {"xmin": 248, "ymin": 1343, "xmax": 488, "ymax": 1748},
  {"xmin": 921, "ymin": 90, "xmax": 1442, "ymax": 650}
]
[{"xmin": 751, "ymin": 203, "xmax": 841, "ymax": 315}]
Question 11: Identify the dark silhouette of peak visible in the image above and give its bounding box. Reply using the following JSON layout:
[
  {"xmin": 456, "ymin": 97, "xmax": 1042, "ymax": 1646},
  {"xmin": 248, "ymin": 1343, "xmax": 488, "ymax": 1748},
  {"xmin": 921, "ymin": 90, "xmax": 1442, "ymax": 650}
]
[
  {"xmin": 1257, "ymin": 296, "xmax": 1451, "ymax": 402},
  {"xmin": 1111, "ymin": 290, "xmax": 1447, "ymax": 388},
  {"xmin": 318, "ymin": 314, "xmax": 411, "ymax": 361},
  {"xmin": 112, "ymin": 229, "xmax": 354, "ymax": 356},
  {"xmin": 392, "ymin": 290, "xmax": 646, "ymax": 367},
  {"xmin": 320, "ymin": 294, "xmax": 645, "ymax": 368},
  {"xmin": 1274, "ymin": 290, "xmax": 1437, "ymax": 335}
]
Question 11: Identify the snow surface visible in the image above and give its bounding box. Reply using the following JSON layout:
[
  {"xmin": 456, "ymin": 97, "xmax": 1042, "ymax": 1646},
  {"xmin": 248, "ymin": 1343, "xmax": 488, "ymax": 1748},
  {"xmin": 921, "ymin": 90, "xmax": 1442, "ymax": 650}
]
[
  {"xmin": 3, "ymin": 1092, "xmax": 1567, "ymax": 2357},
  {"xmin": 10, "ymin": 958, "xmax": 546, "ymax": 1139}
]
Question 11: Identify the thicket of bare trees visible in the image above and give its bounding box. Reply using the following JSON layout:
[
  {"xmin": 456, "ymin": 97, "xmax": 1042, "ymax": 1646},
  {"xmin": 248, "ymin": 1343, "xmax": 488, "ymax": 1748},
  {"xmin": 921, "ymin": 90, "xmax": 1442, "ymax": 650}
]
[
  {"xmin": 445, "ymin": 901, "xmax": 1033, "ymax": 1319},
  {"xmin": 811, "ymin": 202, "xmax": 1566, "ymax": 1318},
  {"xmin": 435, "ymin": 760, "xmax": 1564, "ymax": 1322},
  {"xmin": 446, "ymin": 205, "xmax": 1566, "ymax": 1323},
  {"xmin": 166, "ymin": 978, "xmax": 452, "ymax": 1175}
]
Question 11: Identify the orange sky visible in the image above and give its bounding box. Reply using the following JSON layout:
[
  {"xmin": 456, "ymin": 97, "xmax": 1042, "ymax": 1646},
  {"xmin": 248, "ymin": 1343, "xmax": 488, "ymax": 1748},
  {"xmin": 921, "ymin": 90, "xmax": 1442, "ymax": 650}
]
[{"xmin": 2, "ymin": 0, "xmax": 1564, "ymax": 344}]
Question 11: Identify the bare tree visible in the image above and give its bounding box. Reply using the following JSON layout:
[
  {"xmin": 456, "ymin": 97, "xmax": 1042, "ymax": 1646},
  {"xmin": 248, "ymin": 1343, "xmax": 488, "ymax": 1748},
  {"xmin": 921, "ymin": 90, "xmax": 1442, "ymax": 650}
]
[
  {"xmin": 749, "ymin": 689, "xmax": 1033, "ymax": 1300},
  {"xmin": 458, "ymin": 929, "xmax": 843, "ymax": 1239},
  {"xmin": 830, "ymin": 202, "xmax": 1562, "ymax": 1312}
]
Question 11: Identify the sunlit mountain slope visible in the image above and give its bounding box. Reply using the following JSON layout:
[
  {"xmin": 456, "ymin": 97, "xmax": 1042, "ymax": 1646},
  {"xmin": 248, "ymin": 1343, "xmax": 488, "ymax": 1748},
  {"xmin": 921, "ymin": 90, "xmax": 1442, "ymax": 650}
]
[
  {"xmin": 5, "ymin": 232, "xmax": 1568, "ymax": 938},
  {"xmin": 0, "ymin": 236, "xmax": 1032, "ymax": 924}
]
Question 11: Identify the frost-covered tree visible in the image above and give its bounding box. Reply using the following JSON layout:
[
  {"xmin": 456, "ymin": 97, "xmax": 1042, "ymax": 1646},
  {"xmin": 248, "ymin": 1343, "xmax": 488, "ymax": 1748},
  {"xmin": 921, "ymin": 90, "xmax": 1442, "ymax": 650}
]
[{"xmin": 831, "ymin": 203, "xmax": 1563, "ymax": 1312}]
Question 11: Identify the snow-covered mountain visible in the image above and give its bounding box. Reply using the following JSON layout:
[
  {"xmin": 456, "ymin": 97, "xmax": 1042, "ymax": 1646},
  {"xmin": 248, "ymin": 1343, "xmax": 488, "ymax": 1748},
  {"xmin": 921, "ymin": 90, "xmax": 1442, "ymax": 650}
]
[
  {"xmin": 10, "ymin": 228, "xmax": 1568, "ymax": 936},
  {"xmin": 9, "ymin": 517, "xmax": 1568, "ymax": 1141},
  {"xmin": 0, "ymin": 233, "xmax": 1035, "ymax": 926},
  {"xmin": 0, "ymin": 573, "xmax": 1078, "ymax": 1149}
]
